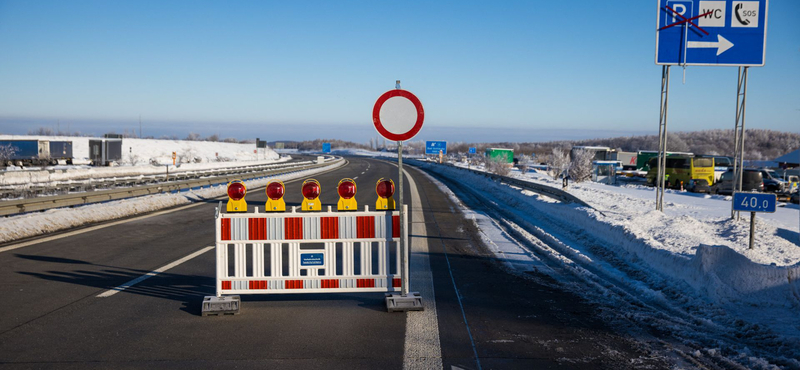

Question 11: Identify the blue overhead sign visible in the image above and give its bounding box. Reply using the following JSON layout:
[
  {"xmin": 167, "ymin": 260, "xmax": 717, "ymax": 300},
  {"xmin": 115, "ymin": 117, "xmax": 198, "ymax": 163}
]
[
  {"xmin": 468, "ymin": 147, "xmax": 476, "ymax": 154},
  {"xmin": 322, "ymin": 143, "xmax": 331, "ymax": 153},
  {"xmin": 656, "ymin": 0, "xmax": 767, "ymax": 66},
  {"xmin": 732, "ymin": 192, "xmax": 776, "ymax": 213},
  {"xmin": 425, "ymin": 141, "xmax": 447, "ymax": 155}
]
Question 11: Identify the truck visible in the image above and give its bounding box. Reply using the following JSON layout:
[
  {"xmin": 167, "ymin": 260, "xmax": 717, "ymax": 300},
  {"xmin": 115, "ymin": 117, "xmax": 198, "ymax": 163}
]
[
  {"xmin": 0, "ymin": 139, "xmax": 53, "ymax": 166},
  {"xmin": 636, "ymin": 150, "xmax": 693, "ymax": 171},
  {"xmin": 89, "ymin": 139, "xmax": 123, "ymax": 166},
  {"xmin": 485, "ymin": 148, "xmax": 514, "ymax": 164},
  {"xmin": 49, "ymin": 141, "xmax": 74, "ymax": 164}
]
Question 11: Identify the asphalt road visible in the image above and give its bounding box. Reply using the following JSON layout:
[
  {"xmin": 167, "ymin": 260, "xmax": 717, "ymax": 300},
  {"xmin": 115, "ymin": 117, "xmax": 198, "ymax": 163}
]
[{"xmin": 0, "ymin": 156, "xmax": 668, "ymax": 369}]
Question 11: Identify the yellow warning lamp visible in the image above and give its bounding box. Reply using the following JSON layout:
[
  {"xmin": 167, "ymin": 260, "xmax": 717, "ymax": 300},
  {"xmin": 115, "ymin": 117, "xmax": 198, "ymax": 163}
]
[
  {"xmin": 265, "ymin": 180, "xmax": 286, "ymax": 212},
  {"xmin": 226, "ymin": 180, "xmax": 247, "ymax": 213},
  {"xmin": 301, "ymin": 179, "xmax": 322, "ymax": 211},
  {"xmin": 337, "ymin": 178, "xmax": 358, "ymax": 211},
  {"xmin": 375, "ymin": 178, "xmax": 396, "ymax": 210}
]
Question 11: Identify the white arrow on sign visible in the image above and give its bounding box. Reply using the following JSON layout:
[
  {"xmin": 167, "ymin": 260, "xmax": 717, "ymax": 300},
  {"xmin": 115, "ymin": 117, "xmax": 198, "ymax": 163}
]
[{"xmin": 687, "ymin": 34, "xmax": 734, "ymax": 56}]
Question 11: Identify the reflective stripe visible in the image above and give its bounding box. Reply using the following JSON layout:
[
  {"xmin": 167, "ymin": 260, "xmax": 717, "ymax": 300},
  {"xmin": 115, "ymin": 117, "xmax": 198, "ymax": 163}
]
[
  {"xmin": 231, "ymin": 218, "xmax": 248, "ymax": 240},
  {"xmin": 304, "ymin": 217, "xmax": 320, "ymax": 240},
  {"xmin": 339, "ymin": 216, "xmax": 357, "ymax": 239},
  {"xmin": 268, "ymin": 218, "xmax": 284, "ymax": 240}
]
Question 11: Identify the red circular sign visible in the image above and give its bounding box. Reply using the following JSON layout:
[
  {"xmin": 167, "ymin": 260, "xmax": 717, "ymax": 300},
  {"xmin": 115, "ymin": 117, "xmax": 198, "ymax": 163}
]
[
  {"xmin": 302, "ymin": 182, "xmax": 320, "ymax": 199},
  {"xmin": 266, "ymin": 182, "xmax": 285, "ymax": 200},
  {"xmin": 372, "ymin": 89, "xmax": 424, "ymax": 142},
  {"xmin": 338, "ymin": 181, "xmax": 356, "ymax": 199},
  {"xmin": 227, "ymin": 182, "xmax": 246, "ymax": 201},
  {"xmin": 376, "ymin": 180, "xmax": 394, "ymax": 198}
]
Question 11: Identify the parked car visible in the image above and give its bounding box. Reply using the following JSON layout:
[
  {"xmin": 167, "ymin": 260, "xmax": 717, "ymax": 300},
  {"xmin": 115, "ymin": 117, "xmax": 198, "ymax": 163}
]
[
  {"xmin": 759, "ymin": 169, "xmax": 787, "ymax": 193},
  {"xmin": 712, "ymin": 169, "xmax": 763, "ymax": 195},
  {"xmin": 686, "ymin": 179, "xmax": 711, "ymax": 193}
]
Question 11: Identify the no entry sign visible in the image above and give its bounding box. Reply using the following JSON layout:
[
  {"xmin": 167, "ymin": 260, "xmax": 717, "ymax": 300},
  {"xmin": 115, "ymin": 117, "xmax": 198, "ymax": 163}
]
[{"xmin": 372, "ymin": 89, "xmax": 424, "ymax": 142}]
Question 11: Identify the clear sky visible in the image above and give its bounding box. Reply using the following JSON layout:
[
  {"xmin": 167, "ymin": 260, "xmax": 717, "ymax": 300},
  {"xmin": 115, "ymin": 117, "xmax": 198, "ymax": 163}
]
[{"xmin": 0, "ymin": 0, "xmax": 797, "ymax": 142}]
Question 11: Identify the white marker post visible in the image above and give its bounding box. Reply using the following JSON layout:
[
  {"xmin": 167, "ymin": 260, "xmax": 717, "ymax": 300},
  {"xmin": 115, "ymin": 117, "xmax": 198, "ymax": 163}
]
[{"xmin": 372, "ymin": 81, "xmax": 425, "ymax": 312}]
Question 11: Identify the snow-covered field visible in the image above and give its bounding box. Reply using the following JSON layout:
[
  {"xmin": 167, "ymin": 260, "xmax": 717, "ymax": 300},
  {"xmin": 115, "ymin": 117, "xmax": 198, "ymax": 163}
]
[{"xmin": 413, "ymin": 160, "xmax": 800, "ymax": 368}]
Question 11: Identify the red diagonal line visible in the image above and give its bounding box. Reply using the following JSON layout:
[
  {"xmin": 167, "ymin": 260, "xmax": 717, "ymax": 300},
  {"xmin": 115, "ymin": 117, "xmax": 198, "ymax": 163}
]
[{"xmin": 659, "ymin": 7, "xmax": 711, "ymax": 35}]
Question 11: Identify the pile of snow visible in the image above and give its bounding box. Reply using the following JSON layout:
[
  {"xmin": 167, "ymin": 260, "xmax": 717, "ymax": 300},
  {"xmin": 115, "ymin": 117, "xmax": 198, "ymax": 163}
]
[
  {"xmin": 0, "ymin": 135, "xmax": 279, "ymax": 165},
  {"xmin": 0, "ymin": 159, "xmax": 345, "ymax": 243}
]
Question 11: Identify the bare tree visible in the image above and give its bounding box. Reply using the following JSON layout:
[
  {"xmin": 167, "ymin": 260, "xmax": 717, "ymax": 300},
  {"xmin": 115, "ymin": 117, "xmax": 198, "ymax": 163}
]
[
  {"xmin": 0, "ymin": 144, "xmax": 17, "ymax": 165},
  {"xmin": 206, "ymin": 134, "xmax": 220, "ymax": 142},
  {"xmin": 546, "ymin": 147, "xmax": 570, "ymax": 180},
  {"xmin": 518, "ymin": 154, "xmax": 533, "ymax": 174},
  {"xmin": 485, "ymin": 156, "xmax": 511, "ymax": 176},
  {"xmin": 185, "ymin": 132, "xmax": 201, "ymax": 141},
  {"xmin": 568, "ymin": 148, "xmax": 594, "ymax": 183}
]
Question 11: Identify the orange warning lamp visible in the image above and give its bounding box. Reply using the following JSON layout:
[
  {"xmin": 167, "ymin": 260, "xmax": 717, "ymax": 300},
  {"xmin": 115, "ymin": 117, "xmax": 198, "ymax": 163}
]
[
  {"xmin": 265, "ymin": 180, "xmax": 286, "ymax": 212},
  {"xmin": 226, "ymin": 180, "xmax": 247, "ymax": 213},
  {"xmin": 301, "ymin": 179, "xmax": 322, "ymax": 211},
  {"xmin": 337, "ymin": 178, "xmax": 357, "ymax": 211},
  {"xmin": 375, "ymin": 178, "xmax": 396, "ymax": 210}
]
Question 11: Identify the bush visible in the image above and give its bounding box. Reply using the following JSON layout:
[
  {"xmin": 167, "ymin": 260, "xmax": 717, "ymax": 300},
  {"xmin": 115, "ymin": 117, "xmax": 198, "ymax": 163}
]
[
  {"xmin": 485, "ymin": 156, "xmax": 511, "ymax": 176},
  {"xmin": 568, "ymin": 148, "xmax": 594, "ymax": 183},
  {"xmin": 546, "ymin": 147, "xmax": 570, "ymax": 180}
]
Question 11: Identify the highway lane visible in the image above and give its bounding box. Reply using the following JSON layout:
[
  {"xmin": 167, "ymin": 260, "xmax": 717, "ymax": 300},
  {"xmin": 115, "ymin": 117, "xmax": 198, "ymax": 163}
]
[
  {"xmin": 0, "ymin": 157, "xmax": 411, "ymax": 369},
  {"xmin": 0, "ymin": 156, "xmax": 668, "ymax": 369}
]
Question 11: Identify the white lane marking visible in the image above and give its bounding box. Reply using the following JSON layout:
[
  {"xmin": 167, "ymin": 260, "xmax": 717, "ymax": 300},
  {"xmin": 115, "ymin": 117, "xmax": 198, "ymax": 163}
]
[
  {"xmin": 0, "ymin": 202, "xmax": 206, "ymax": 254},
  {"xmin": 395, "ymin": 163, "xmax": 443, "ymax": 369},
  {"xmin": 353, "ymin": 176, "xmax": 358, "ymax": 179},
  {"xmin": 97, "ymin": 246, "xmax": 214, "ymax": 298}
]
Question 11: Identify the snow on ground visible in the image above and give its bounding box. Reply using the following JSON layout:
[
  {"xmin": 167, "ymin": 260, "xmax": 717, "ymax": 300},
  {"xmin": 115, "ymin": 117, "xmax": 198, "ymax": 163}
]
[
  {"xmin": 0, "ymin": 159, "xmax": 345, "ymax": 244},
  {"xmin": 413, "ymin": 160, "xmax": 800, "ymax": 368}
]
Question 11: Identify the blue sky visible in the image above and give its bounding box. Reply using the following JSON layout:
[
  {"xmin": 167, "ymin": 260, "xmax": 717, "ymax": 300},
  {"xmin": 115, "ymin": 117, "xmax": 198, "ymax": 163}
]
[{"xmin": 0, "ymin": 0, "xmax": 797, "ymax": 142}]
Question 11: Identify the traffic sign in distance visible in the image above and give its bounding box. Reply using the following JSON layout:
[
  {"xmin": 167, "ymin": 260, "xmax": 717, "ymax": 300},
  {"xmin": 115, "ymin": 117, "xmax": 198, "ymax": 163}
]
[
  {"xmin": 656, "ymin": 0, "xmax": 768, "ymax": 66},
  {"xmin": 732, "ymin": 192, "xmax": 776, "ymax": 213},
  {"xmin": 425, "ymin": 141, "xmax": 447, "ymax": 155},
  {"xmin": 372, "ymin": 89, "xmax": 424, "ymax": 142},
  {"xmin": 322, "ymin": 143, "xmax": 331, "ymax": 153},
  {"xmin": 469, "ymin": 147, "xmax": 477, "ymax": 154}
]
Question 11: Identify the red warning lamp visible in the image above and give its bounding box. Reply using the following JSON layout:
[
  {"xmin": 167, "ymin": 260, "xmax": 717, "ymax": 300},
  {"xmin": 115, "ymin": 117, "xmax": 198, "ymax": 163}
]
[
  {"xmin": 338, "ymin": 181, "xmax": 356, "ymax": 199},
  {"xmin": 227, "ymin": 182, "xmax": 246, "ymax": 201},
  {"xmin": 226, "ymin": 180, "xmax": 247, "ymax": 213},
  {"xmin": 375, "ymin": 178, "xmax": 396, "ymax": 210},
  {"xmin": 376, "ymin": 180, "xmax": 394, "ymax": 198},
  {"xmin": 302, "ymin": 181, "xmax": 321, "ymax": 199},
  {"xmin": 266, "ymin": 182, "xmax": 285, "ymax": 200},
  {"xmin": 337, "ymin": 178, "xmax": 358, "ymax": 211},
  {"xmin": 265, "ymin": 180, "xmax": 286, "ymax": 212}
]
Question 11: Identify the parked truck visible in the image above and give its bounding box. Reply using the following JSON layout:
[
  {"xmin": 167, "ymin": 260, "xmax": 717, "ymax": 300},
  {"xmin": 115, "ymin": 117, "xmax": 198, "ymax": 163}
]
[
  {"xmin": 0, "ymin": 139, "xmax": 55, "ymax": 166},
  {"xmin": 49, "ymin": 141, "xmax": 73, "ymax": 164},
  {"xmin": 89, "ymin": 138, "xmax": 122, "ymax": 166}
]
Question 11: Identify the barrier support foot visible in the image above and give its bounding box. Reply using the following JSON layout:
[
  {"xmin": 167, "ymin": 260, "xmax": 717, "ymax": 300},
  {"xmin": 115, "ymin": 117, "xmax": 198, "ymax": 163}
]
[
  {"xmin": 385, "ymin": 292, "xmax": 423, "ymax": 312},
  {"xmin": 202, "ymin": 295, "xmax": 240, "ymax": 316}
]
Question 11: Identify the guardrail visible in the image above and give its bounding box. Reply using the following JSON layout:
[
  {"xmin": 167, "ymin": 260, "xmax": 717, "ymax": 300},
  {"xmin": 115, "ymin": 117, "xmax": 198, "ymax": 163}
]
[
  {"xmin": 0, "ymin": 158, "xmax": 344, "ymax": 217},
  {"xmin": 0, "ymin": 159, "xmax": 320, "ymax": 199},
  {"xmin": 409, "ymin": 160, "xmax": 599, "ymax": 212}
]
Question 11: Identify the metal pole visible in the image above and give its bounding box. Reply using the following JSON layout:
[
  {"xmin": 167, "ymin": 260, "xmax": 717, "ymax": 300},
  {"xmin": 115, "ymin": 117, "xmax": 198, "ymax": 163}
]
[
  {"xmin": 749, "ymin": 212, "xmax": 755, "ymax": 250},
  {"xmin": 656, "ymin": 65, "xmax": 671, "ymax": 211},
  {"xmin": 398, "ymin": 140, "xmax": 408, "ymax": 296},
  {"xmin": 731, "ymin": 66, "xmax": 749, "ymax": 220}
]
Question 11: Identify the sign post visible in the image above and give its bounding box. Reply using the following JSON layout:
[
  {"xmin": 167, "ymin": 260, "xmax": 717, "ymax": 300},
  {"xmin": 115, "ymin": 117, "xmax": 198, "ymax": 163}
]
[
  {"xmin": 732, "ymin": 192, "xmax": 776, "ymax": 249},
  {"xmin": 654, "ymin": 0, "xmax": 768, "ymax": 212},
  {"xmin": 372, "ymin": 80, "xmax": 425, "ymax": 312}
]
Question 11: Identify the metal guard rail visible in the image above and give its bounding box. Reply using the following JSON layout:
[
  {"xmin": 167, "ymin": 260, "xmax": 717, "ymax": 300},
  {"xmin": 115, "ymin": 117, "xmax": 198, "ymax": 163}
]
[{"xmin": 0, "ymin": 158, "xmax": 345, "ymax": 216}]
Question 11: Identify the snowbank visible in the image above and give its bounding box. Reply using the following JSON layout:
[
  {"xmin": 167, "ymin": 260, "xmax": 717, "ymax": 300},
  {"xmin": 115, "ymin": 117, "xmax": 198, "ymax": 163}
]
[{"xmin": 414, "ymin": 161, "xmax": 800, "ymax": 309}]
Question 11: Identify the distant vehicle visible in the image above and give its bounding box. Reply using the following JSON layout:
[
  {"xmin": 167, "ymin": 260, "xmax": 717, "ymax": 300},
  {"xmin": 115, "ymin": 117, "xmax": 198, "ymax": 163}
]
[
  {"xmin": 712, "ymin": 169, "xmax": 763, "ymax": 195},
  {"xmin": 686, "ymin": 179, "xmax": 711, "ymax": 193},
  {"xmin": 791, "ymin": 190, "xmax": 799, "ymax": 204},
  {"xmin": 49, "ymin": 141, "xmax": 73, "ymax": 164},
  {"xmin": 759, "ymin": 169, "xmax": 787, "ymax": 193},
  {"xmin": 89, "ymin": 139, "xmax": 123, "ymax": 166},
  {"xmin": 646, "ymin": 156, "xmax": 714, "ymax": 188},
  {"xmin": 636, "ymin": 150, "xmax": 694, "ymax": 171},
  {"xmin": 0, "ymin": 139, "xmax": 59, "ymax": 166},
  {"xmin": 571, "ymin": 146, "xmax": 613, "ymax": 161}
]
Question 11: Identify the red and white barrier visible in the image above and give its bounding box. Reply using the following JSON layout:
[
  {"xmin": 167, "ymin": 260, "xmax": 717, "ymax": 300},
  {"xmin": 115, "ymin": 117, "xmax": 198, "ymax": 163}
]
[{"xmin": 215, "ymin": 206, "xmax": 407, "ymax": 295}]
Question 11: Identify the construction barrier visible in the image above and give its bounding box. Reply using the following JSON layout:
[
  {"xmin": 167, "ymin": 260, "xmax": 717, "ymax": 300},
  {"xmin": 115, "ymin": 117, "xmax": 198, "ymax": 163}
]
[{"xmin": 214, "ymin": 205, "xmax": 407, "ymax": 295}]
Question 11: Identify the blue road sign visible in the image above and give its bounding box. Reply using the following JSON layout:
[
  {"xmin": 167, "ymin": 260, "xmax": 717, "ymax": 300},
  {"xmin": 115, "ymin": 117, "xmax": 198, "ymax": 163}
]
[
  {"xmin": 300, "ymin": 253, "xmax": 324, "ymax": 266},
  {"xmin": 468, "ymin": 147, "xmax": 476, "ymax": 154},
  {"xmin": 656, "ymin": 0, "xmax": 767, "ymax": 66},
  {"xmin": 322, "ymin": 143, "xmax": 331, "ymax": 153},
  {"xmin": 732, "ymin": 192, "xmax": 776, "ymax": 213},
  {"xmin": 425, "ymin": 141, "xmax": 447, "ymax": 155}
]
